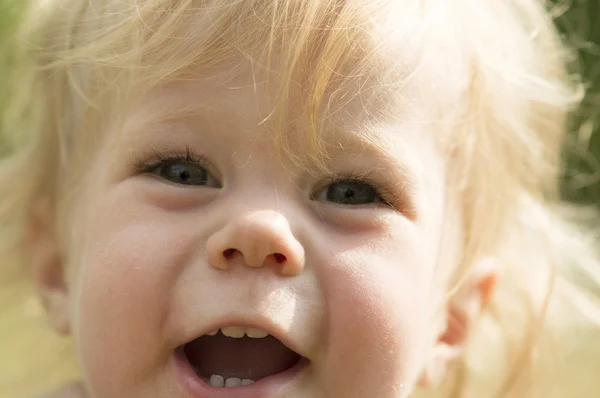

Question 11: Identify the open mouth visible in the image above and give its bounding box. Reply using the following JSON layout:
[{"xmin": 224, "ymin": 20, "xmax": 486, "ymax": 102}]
[{"xmin": 182, "ymin": 326, "xmax": 304, "ymax": 388}]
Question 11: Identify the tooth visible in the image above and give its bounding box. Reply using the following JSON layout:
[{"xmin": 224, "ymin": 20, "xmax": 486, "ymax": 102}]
[
  {"xmin": 225, "ymin": 377, "xmax": 241, "ymax": 388},
  {"xmin": 241, "ymin": 379, "xmax": 255, "ymax": 386},
  {"xmin": 246, "ymin": 328, "xmax": 269, "ymax": 338},
  {"xmin": 221, "ymin": 326, "xmax": 245, "ymax": 338},
  {"xmin": 210, "ymin": 374, "xmax": 224, "ymax": 388},
  {"xmin": 206, "ymin": 330, "xmax": 219, "ymax": 336}
]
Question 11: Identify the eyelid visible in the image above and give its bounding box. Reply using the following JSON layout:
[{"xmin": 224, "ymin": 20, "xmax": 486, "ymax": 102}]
[{"xmin": 312, "ymin": 171, "xmax": 397, "ymax": 208}]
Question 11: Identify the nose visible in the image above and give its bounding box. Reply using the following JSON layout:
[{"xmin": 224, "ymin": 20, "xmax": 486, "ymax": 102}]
[{"xmin": 206, "ymin": 210, "xmax": 305, "ymax": 276}]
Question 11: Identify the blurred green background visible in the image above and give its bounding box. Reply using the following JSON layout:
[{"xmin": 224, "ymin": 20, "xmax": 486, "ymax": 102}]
[
  {"xmin": 558, "ymin": 0, "xmax": 600, "ymax": 206},
  {"xmin": 0, "ymin": 0, "xmax": 599, "ymax": 207}
]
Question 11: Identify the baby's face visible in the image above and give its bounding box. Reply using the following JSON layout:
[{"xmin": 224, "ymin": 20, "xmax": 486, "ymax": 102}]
[{"xmin": 52, "ymin": 57, "xmax": 462, "ymax": 398}]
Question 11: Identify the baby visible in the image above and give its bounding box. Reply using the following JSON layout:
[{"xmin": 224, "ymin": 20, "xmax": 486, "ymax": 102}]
[{"xmin": 1, "ymin": 0, "xmax": 599, "ymax": 397}]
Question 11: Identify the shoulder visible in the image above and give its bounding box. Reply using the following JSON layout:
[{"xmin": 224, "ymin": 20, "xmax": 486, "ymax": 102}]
[{"xmin": 34, "ymin": 383, "xmax": 86, "ymax": 398}]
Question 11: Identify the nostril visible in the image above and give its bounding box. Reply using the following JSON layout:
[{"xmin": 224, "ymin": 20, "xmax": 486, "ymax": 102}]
[
  {"xmin": 273, "ymin": 253, "xmax": 287, "ymax": 263},
  {"xmin": 223, "ymin": 248, "xmax": 238, "ymax": 259},
  {"xmin": 221, "ymin": 249, "xmax": 287, "ymax": 267}
]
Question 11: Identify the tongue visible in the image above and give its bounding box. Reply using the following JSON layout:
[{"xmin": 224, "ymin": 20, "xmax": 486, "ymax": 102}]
[{"xmin": 184, "ymin": 334, "xmax": 301, "ymax": 381}]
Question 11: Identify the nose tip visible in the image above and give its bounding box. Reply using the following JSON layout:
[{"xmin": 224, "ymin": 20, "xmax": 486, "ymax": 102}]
[{"xmin": 206, "ymin": 210, "xmax": 305, "ymax": 276}]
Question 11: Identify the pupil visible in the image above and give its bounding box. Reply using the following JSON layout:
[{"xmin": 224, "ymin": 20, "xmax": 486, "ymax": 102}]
[{"xmin": 179, "ymin": 170, "xmax": 190, "ymax": 182}]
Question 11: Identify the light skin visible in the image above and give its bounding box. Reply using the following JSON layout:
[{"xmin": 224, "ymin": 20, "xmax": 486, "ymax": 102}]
[{"xmin": 29, "ymin": 56, "xmax": 496, "ymax": 398}]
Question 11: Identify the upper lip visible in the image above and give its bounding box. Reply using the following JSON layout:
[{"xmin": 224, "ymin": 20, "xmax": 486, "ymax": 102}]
[{"xmin": 177, "ymin": 313, "xmax": 309, "ymax": 360}]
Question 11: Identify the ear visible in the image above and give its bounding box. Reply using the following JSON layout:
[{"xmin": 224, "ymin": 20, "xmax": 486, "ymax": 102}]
[
  {"xmin": 27, "ymin": 197, "xmax": 71, "ymax": 335},
  {"xmin": 418, "ymin": 257, "xmax": 498, "ymax": 388}
]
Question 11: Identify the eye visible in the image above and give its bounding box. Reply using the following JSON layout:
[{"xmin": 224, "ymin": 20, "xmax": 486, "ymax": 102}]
[
  {"xmin": 315, "ymin": 180, "xmax": 383, "ymax": 205},
  {"xmin": 137, "ymin": 150, "xmax": 221, "ymax": 188},
  {"xmin": 151, "ymin": 161, "xmax": 220, "ymax": 187}
]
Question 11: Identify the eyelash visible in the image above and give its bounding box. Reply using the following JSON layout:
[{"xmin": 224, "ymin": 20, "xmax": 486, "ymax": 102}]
[
  {"xmin": 132, "ymin": 147, "xmax": 397, "ymax": 208},
  {"xmin": 133, "ymin": 146, "xmax": 213, "ymax": 176}
]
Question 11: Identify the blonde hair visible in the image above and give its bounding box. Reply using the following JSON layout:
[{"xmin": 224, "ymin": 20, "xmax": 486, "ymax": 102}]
[{"xmin": 1, "ymin": 0, "xmax": 599, "ymax": 397}]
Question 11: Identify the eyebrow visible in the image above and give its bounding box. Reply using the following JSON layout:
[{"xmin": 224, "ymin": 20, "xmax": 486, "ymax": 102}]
[{"xmin": 115, "ymin": 96, "xmax": 223, "ymax": 146}]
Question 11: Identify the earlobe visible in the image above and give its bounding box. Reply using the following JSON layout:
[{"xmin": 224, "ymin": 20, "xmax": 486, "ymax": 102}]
[
  {"xmin": 418, "ymin": 343, "xmax": 462, "ymax": 388},
  {"xmin": 418, "ymin": 257, "xmax": 499, "ymax": 388},
  {"xmin": 27, "ymin": 197, "xmax": 71, "ymax": 335}
]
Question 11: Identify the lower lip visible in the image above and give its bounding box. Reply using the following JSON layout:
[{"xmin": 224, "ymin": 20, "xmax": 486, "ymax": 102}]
[{"xmin": 172, "ymin": 347, "xmax": 308, "ymax": 398}]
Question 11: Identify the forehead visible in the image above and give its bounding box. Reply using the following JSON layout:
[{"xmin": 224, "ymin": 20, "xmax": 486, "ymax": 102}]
[
  {"xmin": 115, "ymin": 52, "xmax": 442, "ymax": 174},
  {"xmin": 120, "ymin": 47, "xmax": 453, "ymax": 140}
]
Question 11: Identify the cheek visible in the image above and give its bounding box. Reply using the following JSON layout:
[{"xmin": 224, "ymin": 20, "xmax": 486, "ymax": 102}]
[
  {"xmin": 317, "ymin": 232, "xmax": 438, "ymax": 397},
  {"xmin": 70, "ymin": 197, "xmax": 197, "ymax": 391}
]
